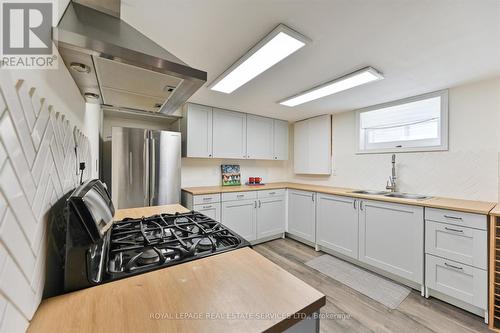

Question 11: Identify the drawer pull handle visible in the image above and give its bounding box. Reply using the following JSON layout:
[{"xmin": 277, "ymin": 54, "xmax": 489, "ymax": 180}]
[
  {"xmin": 202, "ymin": 205, "xmax": 212, "ymax": 209},
  {"xmin": 444, "ymin": 215, "xmax": 462, "ymax": 220},
  {"xmin": 444, "ymin": 227, "xmax": 463, "ymax": 233},
  {"xmin": 444, "ymin": 262, "xmax": 463, "ymax": 270},
  {"xmin": 269, "ymin": 192, "xmax": 276, "ymax": 195},
  {"xmin": 203, "ymin": 197, "xmax": 211, "ymax": 201},
  {"xmin": 237, "ymin": 194, "xmax": 244, "ymax": 198}
]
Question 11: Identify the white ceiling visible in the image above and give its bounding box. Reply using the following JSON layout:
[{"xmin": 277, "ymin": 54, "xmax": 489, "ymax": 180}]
[{"xmin": 121, "ymin": 0, "xmax": 500, "ymax": 122}]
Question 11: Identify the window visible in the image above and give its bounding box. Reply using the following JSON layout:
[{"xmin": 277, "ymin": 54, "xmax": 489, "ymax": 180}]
[{"xmin": 356, "ymin": 90, "xmax": 448, "ymax": 153}]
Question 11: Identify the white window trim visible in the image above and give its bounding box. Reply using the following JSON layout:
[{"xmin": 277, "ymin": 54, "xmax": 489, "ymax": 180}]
[{"xmin": 355, "ymin": 89, "xmax": 449, "ymax": 154}]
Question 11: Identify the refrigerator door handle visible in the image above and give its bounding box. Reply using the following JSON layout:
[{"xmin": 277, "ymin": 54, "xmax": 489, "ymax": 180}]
[
  {"xmin": 150, "ymin": 137, "xmax": 156, "ymax": 205},
  {"xmin": 144, "ymin": 137, "xmax": 150, "ymax": 206},
  {"xmin": 128, "ymin": 152, "xmax": 133, "ymax": 185}
]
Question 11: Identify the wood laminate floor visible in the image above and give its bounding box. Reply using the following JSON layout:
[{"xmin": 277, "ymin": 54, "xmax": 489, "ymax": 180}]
[{"xmin": 253, "ymin": 238, "xmax": 489, "ymax": 333}]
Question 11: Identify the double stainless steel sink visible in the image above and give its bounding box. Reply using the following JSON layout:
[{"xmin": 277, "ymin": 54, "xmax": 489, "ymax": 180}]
[{"xmin": 350, "ymin": 190, "xmax": 431, "ymax": 200}]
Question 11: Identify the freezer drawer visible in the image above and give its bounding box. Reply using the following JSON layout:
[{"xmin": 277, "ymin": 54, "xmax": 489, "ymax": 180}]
[
  {"xmin": 425, "ymin": 254, "xmax": 486, "ymax": 310},
  {"xmin": 425, "ymin": 220, "xmax": 487, "ymax": 269}
]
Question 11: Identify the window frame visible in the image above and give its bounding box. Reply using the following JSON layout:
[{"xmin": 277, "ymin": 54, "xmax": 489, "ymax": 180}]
[{"xmin": 355, "ymin": 89, "xmax": 449, "ymax": 154}]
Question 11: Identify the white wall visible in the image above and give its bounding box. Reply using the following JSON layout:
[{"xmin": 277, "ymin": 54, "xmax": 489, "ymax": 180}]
[
  {"xmin": 288, "ymin": 77, "xmax": 500, "ymax": 202},
  {"xmin": 181, "ymin": 158, "xmax": 288, "ymax": 188}
]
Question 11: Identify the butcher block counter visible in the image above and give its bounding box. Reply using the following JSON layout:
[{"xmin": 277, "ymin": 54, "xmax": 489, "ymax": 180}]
[
  {"xmin": 183, "ymin": 182, "xmax": 496, "ymax": 215},
  {"xmin": 28, "ymin": 204, "xmax": 325, "ymax": 333}
]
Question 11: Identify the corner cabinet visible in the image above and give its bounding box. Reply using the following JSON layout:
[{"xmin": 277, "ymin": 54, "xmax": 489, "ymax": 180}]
[
  {"xmin": 316, "ymin": 194, "xmax": 358, "ymax": 259},
  {"xmin": 180, "ymin": 103, "xmax": 213, "ymax": 158},
  {"xmin": 358, "ymin": 200, "xmax": 424, "ymax": 285},
  {"xmin": 293, "ymin": 115, "xmax": 331, "ymax": 175},
  {"xmin": 273, "ymin": 119, "xmax": 289, "ymax": 160},
  {"xmin": 287, "ymin": 190, "xmax": 316, "ymax": 243}
]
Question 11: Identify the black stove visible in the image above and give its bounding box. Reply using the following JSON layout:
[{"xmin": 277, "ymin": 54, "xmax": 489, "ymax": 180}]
[
  {"xmin": 107, "ymin": 212, "xmax": 246, "ymax": 278},
  {"xmin": 62, "ymin": 179, "xmax": 248, "ymax": 293}
]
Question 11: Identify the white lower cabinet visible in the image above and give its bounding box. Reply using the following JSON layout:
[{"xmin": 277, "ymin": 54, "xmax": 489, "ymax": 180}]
[
  {"xmin": 287, "ymin": 190, "xmax": 316, "ymax": 243},
  {"xmin": 425, "ymin": 254, "xmax": 487, "ymax": 310},
  {"xmin": 316, "ymin": 194, "xmax": 358, "ymax": 259},
  {"xmin": 222, "ymin": 199, "xmax": 257, "ymax": 241},
  {"xmin": 257, "ymin": 196, "xmax": 285, "ymax": 239},
  {"xmin": 193, "ymin": 203, "xmax": 220, "ymax": 221},
  {"xmin": 359, "ymin": 200, "xmax": 424, "ymax": 284},
  {"xmin": 221, "ymin": 190, "xmax": 285, "ymax": 243},
  {"xmin": 424, "ymin": 208, "xmax": 488, "ymax": 319}
]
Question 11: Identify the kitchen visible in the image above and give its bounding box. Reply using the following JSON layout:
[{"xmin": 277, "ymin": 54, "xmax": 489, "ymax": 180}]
[{"xmin": 0, "ymin": 0, "xmax": 499, "ymax": 332}]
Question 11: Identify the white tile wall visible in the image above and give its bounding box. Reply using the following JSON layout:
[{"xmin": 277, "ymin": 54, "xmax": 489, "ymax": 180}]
[{"xmin": 0, "ymin": 75, "xmax": 91, "ymax": 332}]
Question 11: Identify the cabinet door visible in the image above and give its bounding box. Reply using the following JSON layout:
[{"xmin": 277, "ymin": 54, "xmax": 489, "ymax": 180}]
[
  {"xmin": 293, "ymin": 120, "xmax": 309, "ymax": 173},
  {"xmin": 246, "ymin": 115, "xmax": 274, "ymax": 160},
  {"xmin": 287, "ymin": 190, "xmax": 316, "ymax": 243},
  {"xmin": 213, "ymin": 108, "xmax": 247, "ymax": 159},
  {"xmin": 194, "ymin": 203, "xmax": 221, "ymax": 221},
  {"xmin": 273, "ymin": 119, "xmax": 289, "ymax": 160},
  {"xmin": 257, "ymin": 197, "xmax": 285, "ymax": 239},
  {"xmin": 184, "ymin": 103, "xmax": 212, "ymax": 158},
  {"xmin": 293, "ymin": 115, "xmax": 331, "ymax": 174},
  {"xmin": 222, "ymin": 199, "xmax": 256, "ymax": 241},
  {"xmin": 307, "ymin": 115, "xmax": 331, "ymax": 175},
  {"xmin": 316, "ymin": 194, "xmax": 358, "ymax": 259},
  {"xmin": 359, "ymin": 200, "xmax": 424, "ymax": 284}
]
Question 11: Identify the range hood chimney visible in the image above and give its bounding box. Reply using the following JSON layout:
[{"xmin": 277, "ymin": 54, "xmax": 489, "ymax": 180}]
[{"xmin": 55, "ymin": 0, "xmax": 207, "ymax": 115}]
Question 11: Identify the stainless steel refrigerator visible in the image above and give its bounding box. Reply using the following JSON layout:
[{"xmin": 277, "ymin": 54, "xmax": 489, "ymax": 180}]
[{"xmin": 111, "ymin": 127, "xmax": 181, "ymax": 209}]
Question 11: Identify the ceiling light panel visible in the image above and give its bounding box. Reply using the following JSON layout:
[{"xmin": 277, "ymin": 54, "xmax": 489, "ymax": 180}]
[
  {"xmin": 210, "ymin": 24, "xmax": 310, "ymax": 94},
  {"xmin": 279, "ymin": 67, "xmax": 384, "ymax": 107}
]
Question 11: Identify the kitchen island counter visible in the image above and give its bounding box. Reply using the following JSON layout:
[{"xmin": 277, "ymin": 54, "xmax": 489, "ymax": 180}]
[{"xmin": 28, "ymin": 204, "xmax": 325, "ymax": 333}]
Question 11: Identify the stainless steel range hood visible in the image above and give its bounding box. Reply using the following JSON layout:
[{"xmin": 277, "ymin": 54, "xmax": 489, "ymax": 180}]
[{"xmin": 54, "ymin": 0, "xmax": 207, "ymax": 115}]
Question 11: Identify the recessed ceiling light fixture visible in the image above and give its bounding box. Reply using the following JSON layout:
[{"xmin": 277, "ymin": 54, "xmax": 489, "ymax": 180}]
[
  {"xmin": 209, "ymin": 24, "xmax": 310, "ymax": 94},
  {"xmin": 279, "ymin": 67, "xmax": 384, "ymax": 107}
]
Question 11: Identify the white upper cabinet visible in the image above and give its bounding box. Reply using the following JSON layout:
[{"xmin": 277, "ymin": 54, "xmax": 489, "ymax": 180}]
[
  {"xmin": 294, "ymin": 115, "xmax": 331, "ymax": 174},
  {"xmin": 273, "ymin": 119, "xmax": 289, "ymax": 160},
  {"xmin": 246, "ymin": 115, "xmax": 274, "ymax": 160},
  {"xmin": 212, "ymin": 108, "xmax": 247, "ymax": 159},
  {"xmin": 181, "ymin": 103, "xmax": 213, "ymax": 158},
  {"xmin": 181, "ymin": 103, "xmax": 288, "ymax": 160}
]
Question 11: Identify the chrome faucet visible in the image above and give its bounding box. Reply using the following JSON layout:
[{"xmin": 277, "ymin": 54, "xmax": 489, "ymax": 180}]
[{"xmin": 386, "ymin": 154, "xmax": 397, "ymax": 192}]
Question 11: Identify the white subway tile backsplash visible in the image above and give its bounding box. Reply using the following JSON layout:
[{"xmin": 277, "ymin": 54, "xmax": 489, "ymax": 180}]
[
  {"xmin": 29, "ymin": 88, "xmax": 42, "ymax": 118},
  {"xmin": 15, "ymin": 81, "xmax": 36, "ymax": 131},
  {"xmin": 0, "ymin": 304, "xmax": 29, "ymax": 333},
  {"xmin": 0, "ymin": 113, "xmax": 36, "ymax": 202},
  {"xmin": 0, "ymin": 163, "xmax": 36, "ymax": 243},
  {"xmin": 0, "ymin": 73, "xmax": 90, "ymax": 332},
  {"xmin": 0, "ymin": 79, "xmax": 35, "ymax": 165},
  {"xmin": 0, "ymin": 255, "xmax": 34, "ymax": 319},
  {"xmin": 0, "ymin": 209, "xmax": 35, "ymax": 280},
  {"xmin": 31, "ymin": 102, "xmax": 49, "ymax": 149}
]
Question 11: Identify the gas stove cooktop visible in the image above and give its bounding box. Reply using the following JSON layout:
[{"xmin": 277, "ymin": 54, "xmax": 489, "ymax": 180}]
[{"xmin": 106, "ymin": 211, "xmax": 249, "ymax": 279}]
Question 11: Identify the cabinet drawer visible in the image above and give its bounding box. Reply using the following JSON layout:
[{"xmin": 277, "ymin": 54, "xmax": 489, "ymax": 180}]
[
  {"xmin": 425, "ymin": 221, "xmax": 487, "ymax": 269},
  {"xmin": 258, "ymin": 189, "xmax": 285, "ymax": 199},
  {"xmin": 193, "ymin": 193, "xmax": 220, "ymax": 205},
  {"xmin": 425, "ymin": 254, "xmax": 486, "ymax": 309},
  {"xmin": 222, "ymin": 191, "xmax": 257, "ymax": 202},
  {"xmin": 425, "ymin": 208, "xmax": 486, "ymax": 230},
  {"xmin": 193, "ymin": 203, "xmax": 220, "ymax": 221}
]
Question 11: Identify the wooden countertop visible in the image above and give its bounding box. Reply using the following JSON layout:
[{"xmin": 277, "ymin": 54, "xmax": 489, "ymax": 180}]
[
  {"xmin": 490, "ymin": 204, "xmax": 500, "ymax": 217},
  {"xmin": 28, "ymin": 204, "xmax": 325, "ymax": 333},
  {"xmin": 182, "ymin": 182, "xmax": 496, "ymax": 215}
]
